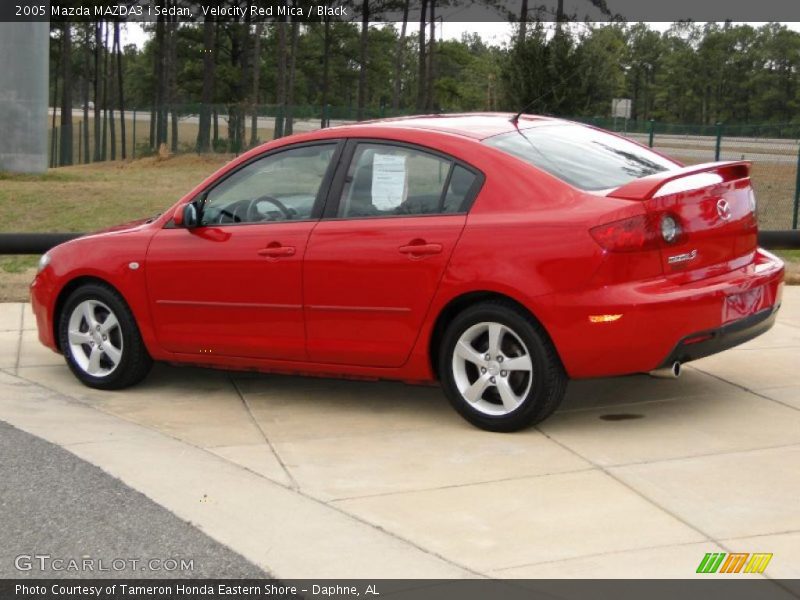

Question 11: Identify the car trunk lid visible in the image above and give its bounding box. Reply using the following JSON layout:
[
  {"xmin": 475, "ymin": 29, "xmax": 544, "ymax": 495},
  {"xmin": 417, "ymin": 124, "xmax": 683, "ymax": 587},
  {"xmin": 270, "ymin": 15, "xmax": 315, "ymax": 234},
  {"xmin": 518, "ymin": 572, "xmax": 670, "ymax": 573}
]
[{"xmin": 608, "ymin": 161, "xmax": 758, "ymax": 275}]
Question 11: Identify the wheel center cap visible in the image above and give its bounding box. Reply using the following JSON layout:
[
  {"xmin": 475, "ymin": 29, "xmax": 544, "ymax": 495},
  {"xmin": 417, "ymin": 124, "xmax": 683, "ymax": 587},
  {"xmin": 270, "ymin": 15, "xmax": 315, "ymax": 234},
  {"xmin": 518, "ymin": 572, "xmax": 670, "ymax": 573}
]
[{"xmin": 487, "ymin": 361, "xmax": 501, "ymax": 376}]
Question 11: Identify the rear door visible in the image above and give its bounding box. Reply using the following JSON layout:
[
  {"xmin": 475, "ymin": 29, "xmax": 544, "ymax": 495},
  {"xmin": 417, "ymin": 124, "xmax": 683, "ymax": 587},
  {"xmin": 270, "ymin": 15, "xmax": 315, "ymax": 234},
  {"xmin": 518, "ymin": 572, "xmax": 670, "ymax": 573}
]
[{"xmin": 303, "ymin": 141, "xmax": 483, "ymax": 368}]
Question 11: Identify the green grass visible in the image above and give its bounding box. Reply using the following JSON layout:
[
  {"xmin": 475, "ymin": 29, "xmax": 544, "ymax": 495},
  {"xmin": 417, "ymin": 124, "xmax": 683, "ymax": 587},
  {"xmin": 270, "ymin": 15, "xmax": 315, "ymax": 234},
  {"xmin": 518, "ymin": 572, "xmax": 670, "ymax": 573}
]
[
  {"xmin": 0, "ymin": 154, "xmax": 232, "ymax": 275},
  {"xmin": 775, "ymin": 249, "xmax": 800, "ymax": 263}
]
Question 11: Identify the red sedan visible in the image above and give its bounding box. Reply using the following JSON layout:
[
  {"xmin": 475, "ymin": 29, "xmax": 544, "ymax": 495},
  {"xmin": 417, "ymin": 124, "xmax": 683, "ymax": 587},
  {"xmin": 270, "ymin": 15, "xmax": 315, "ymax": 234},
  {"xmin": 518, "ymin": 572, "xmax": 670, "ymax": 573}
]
[{"xmin": 31, "ymin": 114, "xmax": 784, "ymax": 431}]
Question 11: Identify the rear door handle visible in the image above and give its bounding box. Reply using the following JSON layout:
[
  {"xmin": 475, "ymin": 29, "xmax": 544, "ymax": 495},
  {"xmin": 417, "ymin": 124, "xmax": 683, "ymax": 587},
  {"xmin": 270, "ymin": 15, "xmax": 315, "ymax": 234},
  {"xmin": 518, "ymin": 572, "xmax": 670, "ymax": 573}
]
[
  {"xmin": 258, "ymin": 245, "xmax": 296, "ymax": 258},
  {"xmin": 398, "ymin": 242, "xmax": 443, "ymax": 256}
]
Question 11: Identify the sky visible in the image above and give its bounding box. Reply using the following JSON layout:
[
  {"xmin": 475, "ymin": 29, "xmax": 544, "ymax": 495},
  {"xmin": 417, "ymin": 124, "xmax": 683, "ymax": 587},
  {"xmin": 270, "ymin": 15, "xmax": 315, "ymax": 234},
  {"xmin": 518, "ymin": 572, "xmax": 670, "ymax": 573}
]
[{"xmin": 120, "ymin": 21, "xmax": 800, "ymax": 50}]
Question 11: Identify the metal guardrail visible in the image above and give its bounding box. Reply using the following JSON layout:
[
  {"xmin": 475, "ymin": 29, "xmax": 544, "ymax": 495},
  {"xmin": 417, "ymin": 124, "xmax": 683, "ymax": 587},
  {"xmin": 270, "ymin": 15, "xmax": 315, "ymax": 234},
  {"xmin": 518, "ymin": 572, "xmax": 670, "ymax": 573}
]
[
  {"xmin": 0, "ymin": 233, "xmax": 83, "ymax": 254},
  {"xmin": 0, "ymin": 230, "xmax": 799, "ymax": 256}
]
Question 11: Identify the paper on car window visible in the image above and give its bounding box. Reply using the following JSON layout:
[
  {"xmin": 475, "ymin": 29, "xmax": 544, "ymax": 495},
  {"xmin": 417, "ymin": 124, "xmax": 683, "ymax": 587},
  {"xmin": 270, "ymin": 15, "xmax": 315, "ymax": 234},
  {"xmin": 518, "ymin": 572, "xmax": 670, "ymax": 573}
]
[{"xmin": 371, "ymin": 154, "xmax": 407, "ymax": 209}]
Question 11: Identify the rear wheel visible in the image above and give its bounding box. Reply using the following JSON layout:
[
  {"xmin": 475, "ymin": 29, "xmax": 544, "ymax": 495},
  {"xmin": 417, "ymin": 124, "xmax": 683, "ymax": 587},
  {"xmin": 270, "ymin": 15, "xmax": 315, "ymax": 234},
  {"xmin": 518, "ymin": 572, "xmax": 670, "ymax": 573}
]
[
  {"xmin": 58, "ymin": 283, "xmax": 152, "ymax": 390},
  {"xmin": 438, "ymin": 300, "xmax": 567, "ymax": 432}
]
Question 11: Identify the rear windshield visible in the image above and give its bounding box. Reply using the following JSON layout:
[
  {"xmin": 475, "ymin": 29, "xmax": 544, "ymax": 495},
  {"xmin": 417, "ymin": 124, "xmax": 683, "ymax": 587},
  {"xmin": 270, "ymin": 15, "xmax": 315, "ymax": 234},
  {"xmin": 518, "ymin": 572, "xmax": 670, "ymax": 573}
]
[{"xmin": 484, "ymin": 123, "xmax": 677, "ymax": 191}]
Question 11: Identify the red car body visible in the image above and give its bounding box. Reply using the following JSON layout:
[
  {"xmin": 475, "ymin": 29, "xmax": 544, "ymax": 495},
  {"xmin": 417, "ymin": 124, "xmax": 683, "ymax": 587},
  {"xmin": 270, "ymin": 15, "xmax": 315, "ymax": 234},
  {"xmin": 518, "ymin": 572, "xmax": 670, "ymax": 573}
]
[{"xmin": 31, "ymin": 114, "xmax": 784, "ymax": 387}]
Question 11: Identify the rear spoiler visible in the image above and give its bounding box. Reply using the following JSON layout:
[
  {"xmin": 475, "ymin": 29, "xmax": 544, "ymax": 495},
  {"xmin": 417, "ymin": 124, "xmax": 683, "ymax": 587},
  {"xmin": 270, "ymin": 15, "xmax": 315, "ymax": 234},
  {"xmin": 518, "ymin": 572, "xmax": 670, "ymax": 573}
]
[{"xmin": 608, "ymin": 161, "xmax": 750, "ymax": 201}]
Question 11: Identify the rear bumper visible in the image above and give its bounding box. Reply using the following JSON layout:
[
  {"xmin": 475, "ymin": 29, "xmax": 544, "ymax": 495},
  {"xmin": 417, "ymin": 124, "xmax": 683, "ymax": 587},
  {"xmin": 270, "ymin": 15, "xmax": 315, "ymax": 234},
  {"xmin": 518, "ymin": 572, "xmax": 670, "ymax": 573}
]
[
  {"xmin": 657, "ymin": 304, "xmax": 778, "ymax": 368},
  {"xmin": 540, "ymin": 248, "xmax": 784, "ymax": 378}
]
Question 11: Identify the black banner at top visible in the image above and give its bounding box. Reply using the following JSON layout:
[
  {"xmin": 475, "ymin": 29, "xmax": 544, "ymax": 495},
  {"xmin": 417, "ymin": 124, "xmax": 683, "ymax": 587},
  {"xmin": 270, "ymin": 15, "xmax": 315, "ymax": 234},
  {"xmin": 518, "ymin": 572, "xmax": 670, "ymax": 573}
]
[{"xmin": 5, "ymin": 0, "xmax": 800, "ymax": 23}]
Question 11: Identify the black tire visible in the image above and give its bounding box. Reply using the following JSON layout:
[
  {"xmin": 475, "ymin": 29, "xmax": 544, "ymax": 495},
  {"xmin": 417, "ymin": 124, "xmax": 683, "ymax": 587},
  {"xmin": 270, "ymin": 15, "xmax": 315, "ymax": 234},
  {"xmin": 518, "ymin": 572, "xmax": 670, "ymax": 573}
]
[
  {"xmin": 438, "ymin": 300, "xmax": 567, "ymax": 432},
  {"xmin": 58, "ymin": 282, "xmax": 153, "ymax": 390}
]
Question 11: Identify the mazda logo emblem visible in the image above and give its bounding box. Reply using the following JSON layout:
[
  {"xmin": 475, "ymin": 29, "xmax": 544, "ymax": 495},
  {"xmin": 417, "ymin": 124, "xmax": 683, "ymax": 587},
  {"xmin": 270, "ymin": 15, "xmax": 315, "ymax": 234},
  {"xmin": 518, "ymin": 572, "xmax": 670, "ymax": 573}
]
[{"xmin": 717, "ymin": 199, "xmax": 732, "ymax": 220}]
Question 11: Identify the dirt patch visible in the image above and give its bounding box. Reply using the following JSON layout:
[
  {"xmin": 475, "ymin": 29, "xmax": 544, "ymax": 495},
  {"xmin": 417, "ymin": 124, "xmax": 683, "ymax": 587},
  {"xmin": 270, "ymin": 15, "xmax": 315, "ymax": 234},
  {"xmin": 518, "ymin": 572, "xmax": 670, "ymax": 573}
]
[{"xmin": 0, "ymin": 268, "xmax": 35, "ymax": 303}]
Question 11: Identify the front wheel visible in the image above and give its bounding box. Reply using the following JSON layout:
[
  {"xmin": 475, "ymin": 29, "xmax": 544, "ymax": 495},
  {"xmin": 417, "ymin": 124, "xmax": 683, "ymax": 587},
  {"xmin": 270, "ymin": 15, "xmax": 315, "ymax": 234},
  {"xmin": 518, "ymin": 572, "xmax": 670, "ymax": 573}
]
[
  {"xmin": 58, "ymin": 282, "xmax": 153, "ymax": 390},
  {"xmin": 438, "ymin": 301, "xmax": 567, "ymax": 432}
]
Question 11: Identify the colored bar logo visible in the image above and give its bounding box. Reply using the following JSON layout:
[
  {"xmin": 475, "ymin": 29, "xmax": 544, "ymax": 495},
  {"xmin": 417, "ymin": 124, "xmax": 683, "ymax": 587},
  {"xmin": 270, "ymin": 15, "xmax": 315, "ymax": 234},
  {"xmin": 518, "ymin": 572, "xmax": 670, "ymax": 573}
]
[{"xmin": 696, "ymin": 552, "xmax": 772, "ymax": 574}]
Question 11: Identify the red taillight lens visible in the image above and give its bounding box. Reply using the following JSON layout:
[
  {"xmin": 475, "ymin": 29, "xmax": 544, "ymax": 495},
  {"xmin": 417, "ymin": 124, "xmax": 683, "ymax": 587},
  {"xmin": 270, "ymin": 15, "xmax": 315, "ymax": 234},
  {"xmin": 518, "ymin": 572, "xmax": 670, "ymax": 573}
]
[{"xmin": 590, "ymin": 214, "xmax": 660, "ymax": 252}]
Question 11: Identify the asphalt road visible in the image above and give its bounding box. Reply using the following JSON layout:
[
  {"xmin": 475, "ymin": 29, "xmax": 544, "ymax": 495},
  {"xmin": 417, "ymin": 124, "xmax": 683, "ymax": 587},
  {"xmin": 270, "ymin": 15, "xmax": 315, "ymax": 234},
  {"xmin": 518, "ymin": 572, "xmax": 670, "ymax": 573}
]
[{"xmin": 0, "ymin": 421, "xmax": 269, "ymax": 579}]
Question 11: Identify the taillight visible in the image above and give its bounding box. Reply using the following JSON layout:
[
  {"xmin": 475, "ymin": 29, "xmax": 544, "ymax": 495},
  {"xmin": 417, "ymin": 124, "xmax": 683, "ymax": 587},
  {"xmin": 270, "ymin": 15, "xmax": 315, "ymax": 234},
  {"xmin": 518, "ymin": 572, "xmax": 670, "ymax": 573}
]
[
  {"xmin": 591, "ymin": 212, "xmax": 685, "ymax": 252},
  {"xmin": 590, "ymin": 214, "xmax": 660, "ymax": 252}
]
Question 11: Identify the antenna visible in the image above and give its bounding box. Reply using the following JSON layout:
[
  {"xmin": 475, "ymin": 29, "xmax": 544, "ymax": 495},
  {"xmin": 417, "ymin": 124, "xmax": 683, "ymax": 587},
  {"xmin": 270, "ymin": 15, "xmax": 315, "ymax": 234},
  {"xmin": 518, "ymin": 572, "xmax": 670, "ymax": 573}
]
[{"xmin": 510, "ymin": 68, "xmax": 584, "ymax": 125}]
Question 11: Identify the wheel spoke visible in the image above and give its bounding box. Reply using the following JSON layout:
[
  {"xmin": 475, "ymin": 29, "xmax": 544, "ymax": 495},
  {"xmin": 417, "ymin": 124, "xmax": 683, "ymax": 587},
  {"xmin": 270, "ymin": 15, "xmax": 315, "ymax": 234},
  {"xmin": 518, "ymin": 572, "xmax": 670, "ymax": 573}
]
[
  {"xmin": 503, "ymin": 354, "xmax": 532, "ymax": 372},
  {"xmin": 487, "ymin": 323, "xmax": 503, "ymax": 356},
  {"xmin": 463, "ymin": 374, "xmax": 491, "ymax": 403},
  {"xmin": 82, "ymin": 301, "xmax": 97, "ymax": 329},
  {"xmin": 99, "ymin": 312, "xmax": 119, "ymax": 334},
  {"xmin": 496, "ymin": 378, "xmax": 520, "ymax": 412},
  {"xmin": 68, "ymin": 329, "xmax": 92, "ymax": 345},
  {"xmin": 455, "ymin": 340, "xmax": 486, "ymax": 367},
  {"xmin": 103, "ymin": 343, "xmax": 122, "ymax": 366},
  {"xmin": 86, "ymin": 348, "xmax": 102, "ymax": 374}
]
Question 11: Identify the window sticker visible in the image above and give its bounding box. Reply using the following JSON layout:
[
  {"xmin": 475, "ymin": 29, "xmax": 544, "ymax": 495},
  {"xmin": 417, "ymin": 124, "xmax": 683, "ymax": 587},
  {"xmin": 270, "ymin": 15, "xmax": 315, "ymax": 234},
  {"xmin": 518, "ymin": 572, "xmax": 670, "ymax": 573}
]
[{"xmin": 371, "ymin": 153, "xmax": 408, "ymax": 209}]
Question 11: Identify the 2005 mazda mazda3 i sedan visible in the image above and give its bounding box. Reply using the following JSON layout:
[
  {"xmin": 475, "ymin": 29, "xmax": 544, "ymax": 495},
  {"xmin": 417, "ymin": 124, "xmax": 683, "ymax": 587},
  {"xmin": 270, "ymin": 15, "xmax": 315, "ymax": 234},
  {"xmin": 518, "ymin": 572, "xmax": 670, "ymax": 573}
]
[{"xmin": 30, "ymin": 114, "xmax": 785, "ymax": 431}]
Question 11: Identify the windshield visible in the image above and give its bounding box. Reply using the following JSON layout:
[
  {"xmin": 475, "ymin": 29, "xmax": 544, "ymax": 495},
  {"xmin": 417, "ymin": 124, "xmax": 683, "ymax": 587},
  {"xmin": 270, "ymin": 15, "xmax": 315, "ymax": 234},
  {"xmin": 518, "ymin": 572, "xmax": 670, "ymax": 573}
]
[{"xmin": 484, "ymin": 123, "xmax": 678, "ymax": 191}]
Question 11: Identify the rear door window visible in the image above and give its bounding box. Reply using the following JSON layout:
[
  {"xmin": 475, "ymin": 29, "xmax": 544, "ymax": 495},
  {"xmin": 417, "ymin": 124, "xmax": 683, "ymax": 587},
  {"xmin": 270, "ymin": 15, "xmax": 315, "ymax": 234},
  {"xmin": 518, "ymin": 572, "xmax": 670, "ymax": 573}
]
[
  {"xmin": 335, "ymin": 143, "xmax": 479, "ymax": 218},
  {"xmin": 484, "ymin": 124, "xmax": 677, "ymax": 191}
]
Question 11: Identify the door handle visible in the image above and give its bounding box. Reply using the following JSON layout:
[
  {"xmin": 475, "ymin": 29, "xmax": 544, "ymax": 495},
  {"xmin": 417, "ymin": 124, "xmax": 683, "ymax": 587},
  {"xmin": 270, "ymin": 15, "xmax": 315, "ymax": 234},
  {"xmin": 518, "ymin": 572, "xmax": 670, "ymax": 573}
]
[
  {"xmin": 258, "ymin": 245, "xmax": 296, "ymax": 258},
  {"xmin": 398, "ymin": 242, "xmax": 443, "ymax": 256}
]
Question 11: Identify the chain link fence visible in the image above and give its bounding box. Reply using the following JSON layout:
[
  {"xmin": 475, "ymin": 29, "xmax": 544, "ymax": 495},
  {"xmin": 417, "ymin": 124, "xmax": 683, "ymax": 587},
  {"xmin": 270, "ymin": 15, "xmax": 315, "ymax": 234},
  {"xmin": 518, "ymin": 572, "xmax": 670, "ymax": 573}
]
[
  {"xmin": 581, "ymin": 117, "xmax": 800, "ymax": 230},
  {"xmin": 47, "ymin": 107, "xmax": 800, "ymax": 230}
]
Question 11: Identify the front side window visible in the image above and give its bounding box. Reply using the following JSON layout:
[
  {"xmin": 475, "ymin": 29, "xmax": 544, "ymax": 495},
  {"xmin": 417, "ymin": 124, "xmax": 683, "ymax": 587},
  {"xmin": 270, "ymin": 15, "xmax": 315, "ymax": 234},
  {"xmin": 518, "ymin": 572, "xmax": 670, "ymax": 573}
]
[
  {"xmin": 201, "ymin": 143, "xmax": 336, "ymax": 225},
  {"xmin": 337, "ymin": 143, "xmax": 466, "ymax": 218},
  {"xmin": 484, "ymin": 124, "xmax": 677, "ymax": 191}
]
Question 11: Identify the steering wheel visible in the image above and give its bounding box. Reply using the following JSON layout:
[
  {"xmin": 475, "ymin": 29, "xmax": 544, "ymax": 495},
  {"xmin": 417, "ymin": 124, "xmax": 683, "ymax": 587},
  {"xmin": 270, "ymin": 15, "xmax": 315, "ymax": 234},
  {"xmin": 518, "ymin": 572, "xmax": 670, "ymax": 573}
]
[
  {"xmin": 246, "ymin": 195, "xmax": 295, "ymax": 221},
  {"xmin": 215, "ymin": 206, "xmax": 243, "ymax": 224}
]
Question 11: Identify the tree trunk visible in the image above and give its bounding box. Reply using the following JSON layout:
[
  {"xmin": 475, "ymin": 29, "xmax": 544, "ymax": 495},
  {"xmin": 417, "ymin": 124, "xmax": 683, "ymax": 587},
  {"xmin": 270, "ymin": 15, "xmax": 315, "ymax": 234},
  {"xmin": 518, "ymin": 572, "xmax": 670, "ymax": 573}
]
[
  {"xmin": 518, "ymin": 0, "xmax": 528, "ymax": 46},
  {"xmin": 320, "ymin": 17, "xmax": 331, "ymax": 128},
  {"xmin": 168, "ymin": 14, "xmax": 178, "ymax": 153},
  {"xmin": 274, "ymin": 10, "xmax": 287, "ymax": 138},
  {"xmin": 59, "ymin": 23, "xmax": 73, "ymax": 166},
  {"xmin": 101, "ymin": 22, "xmax": 109, "ymax": 161},
  {"xmin": 391, "ymin": 0, "xmax": 409, "ymax": 111},
  {"xmin": 356, "ymin": 0, "xmax": 369, "ymax": 121},
  {"xmin": 82, "ymin": 25, "xmax": 90, "ymax": 164},
  {"xmin": 285, "ymin": 20, "xmax": 299, "ymax": 135},
  {"xmin": 109, "ymin": 23, "xmax": 116, "ymax": 161},
  {"xmin": 249, "ymin": 22, "xmax": 263, "ymax": 147},
  {"xmin": 416, "ymin": 0, "xmax": 427, "ymax": 111},
  {"xmin": 93, "ymin": 21, "xmax": 102, "ymax": 162},
  {"xmin": 154, "ymin": 14, "xmax": 166, "ymax": 149},
  {"xmin": 426, "ymin": 0, "xmax": 436, "ymax": 111},
  {"xmin": 197, "ymin": 16, "xmax": 215, "ymax": 152},
  {"xmin": 115, "ymin": 21, "xmax": 126, "ymax": 160}
]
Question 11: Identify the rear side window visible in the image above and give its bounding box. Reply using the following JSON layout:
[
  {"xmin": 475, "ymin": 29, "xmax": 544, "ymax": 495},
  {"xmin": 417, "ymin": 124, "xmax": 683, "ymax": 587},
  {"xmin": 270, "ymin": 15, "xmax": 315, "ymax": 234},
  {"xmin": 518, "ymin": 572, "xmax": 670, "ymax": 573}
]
[
  {"xmin": 337, "ymin": 143, "xmax": 457, "ymax": 218},
  {"xmin": 484, "ymin": 124, "xmax": 677, "ymax": 191},
  {"xmin": 443, "ymin": 166, "xmax": 477, "ymax": 213}
]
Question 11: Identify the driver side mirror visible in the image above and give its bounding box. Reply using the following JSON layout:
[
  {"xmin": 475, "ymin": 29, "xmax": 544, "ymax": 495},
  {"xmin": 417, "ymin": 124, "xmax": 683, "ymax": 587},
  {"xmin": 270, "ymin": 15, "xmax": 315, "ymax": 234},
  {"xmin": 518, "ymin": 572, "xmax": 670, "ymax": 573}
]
[{"xmin": 174, "ymin": 202, "xmax": 200, "ymax": 229}]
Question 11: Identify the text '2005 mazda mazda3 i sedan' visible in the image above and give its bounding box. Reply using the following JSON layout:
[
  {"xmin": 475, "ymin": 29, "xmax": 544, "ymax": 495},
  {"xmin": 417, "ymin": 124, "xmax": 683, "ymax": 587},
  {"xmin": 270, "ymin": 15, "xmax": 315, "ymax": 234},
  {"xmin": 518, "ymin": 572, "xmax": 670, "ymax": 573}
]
[{"xmin": 31, "ymin": 114, "xmax": 785, "ymax": 431}]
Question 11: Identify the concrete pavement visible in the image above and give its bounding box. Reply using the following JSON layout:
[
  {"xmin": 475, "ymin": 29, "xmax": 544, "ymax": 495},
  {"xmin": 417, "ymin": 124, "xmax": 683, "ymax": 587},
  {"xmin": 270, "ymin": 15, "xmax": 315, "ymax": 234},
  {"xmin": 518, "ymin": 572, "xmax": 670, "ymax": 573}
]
[{"xmin": 1, "ymin": 288, "xmax": 799, "ymax": 579}]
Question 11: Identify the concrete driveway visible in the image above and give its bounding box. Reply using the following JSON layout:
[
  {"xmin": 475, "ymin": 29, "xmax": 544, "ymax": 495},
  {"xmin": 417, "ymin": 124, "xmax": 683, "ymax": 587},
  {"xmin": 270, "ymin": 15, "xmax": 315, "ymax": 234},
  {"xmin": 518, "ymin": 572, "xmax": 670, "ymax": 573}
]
[{"xmin": 1, "ymin": 288, "xmax": 799, "ymax": 579}]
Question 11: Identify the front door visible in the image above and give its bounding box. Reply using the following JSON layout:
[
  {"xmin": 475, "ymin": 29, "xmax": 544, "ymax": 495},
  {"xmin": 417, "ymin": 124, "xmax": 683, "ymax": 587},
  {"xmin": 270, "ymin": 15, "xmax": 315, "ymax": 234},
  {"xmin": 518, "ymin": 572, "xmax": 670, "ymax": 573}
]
[
  {"xmin": 146, "ymin": 142, "xmax": 340, "ymax": 361},
  {"xmin": 303, "ymin": 141, "xmax": 482, "ymax": 367}
]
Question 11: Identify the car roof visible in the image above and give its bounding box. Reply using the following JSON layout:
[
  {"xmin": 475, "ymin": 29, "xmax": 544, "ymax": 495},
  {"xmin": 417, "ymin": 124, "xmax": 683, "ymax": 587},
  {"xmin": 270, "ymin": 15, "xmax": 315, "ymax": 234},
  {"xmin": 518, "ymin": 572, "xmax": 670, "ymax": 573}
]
[{"xmin": 329, "ymin": 113, "xmax": 564, "ymax": 141}]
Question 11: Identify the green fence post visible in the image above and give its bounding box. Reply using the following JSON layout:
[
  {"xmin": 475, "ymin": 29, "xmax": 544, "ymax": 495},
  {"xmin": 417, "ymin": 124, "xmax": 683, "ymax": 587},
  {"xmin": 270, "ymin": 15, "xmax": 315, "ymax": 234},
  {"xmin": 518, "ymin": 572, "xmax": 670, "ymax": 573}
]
[
  {"xmin": 132, "ymin": 108, "xmax": 136, "ymax": 159},
  {"xmin": 714, "ymin": 122, "xmax": 723, "ymax": 161},
  {"xmin": 648, "ymin": 119, "xmax": 655, "ymax": 148},
  {"xmin": 793, "ymin": 143, "xmax": 800, "ymax": 229}
]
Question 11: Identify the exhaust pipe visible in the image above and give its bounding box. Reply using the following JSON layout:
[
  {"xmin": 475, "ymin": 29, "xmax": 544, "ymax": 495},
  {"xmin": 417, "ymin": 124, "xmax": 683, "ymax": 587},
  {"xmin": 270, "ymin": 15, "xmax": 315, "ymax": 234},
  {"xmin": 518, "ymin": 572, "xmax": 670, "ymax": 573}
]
[{"xmin": 649, "ymin": 361, "xmax": 681, "ymax": 379}]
